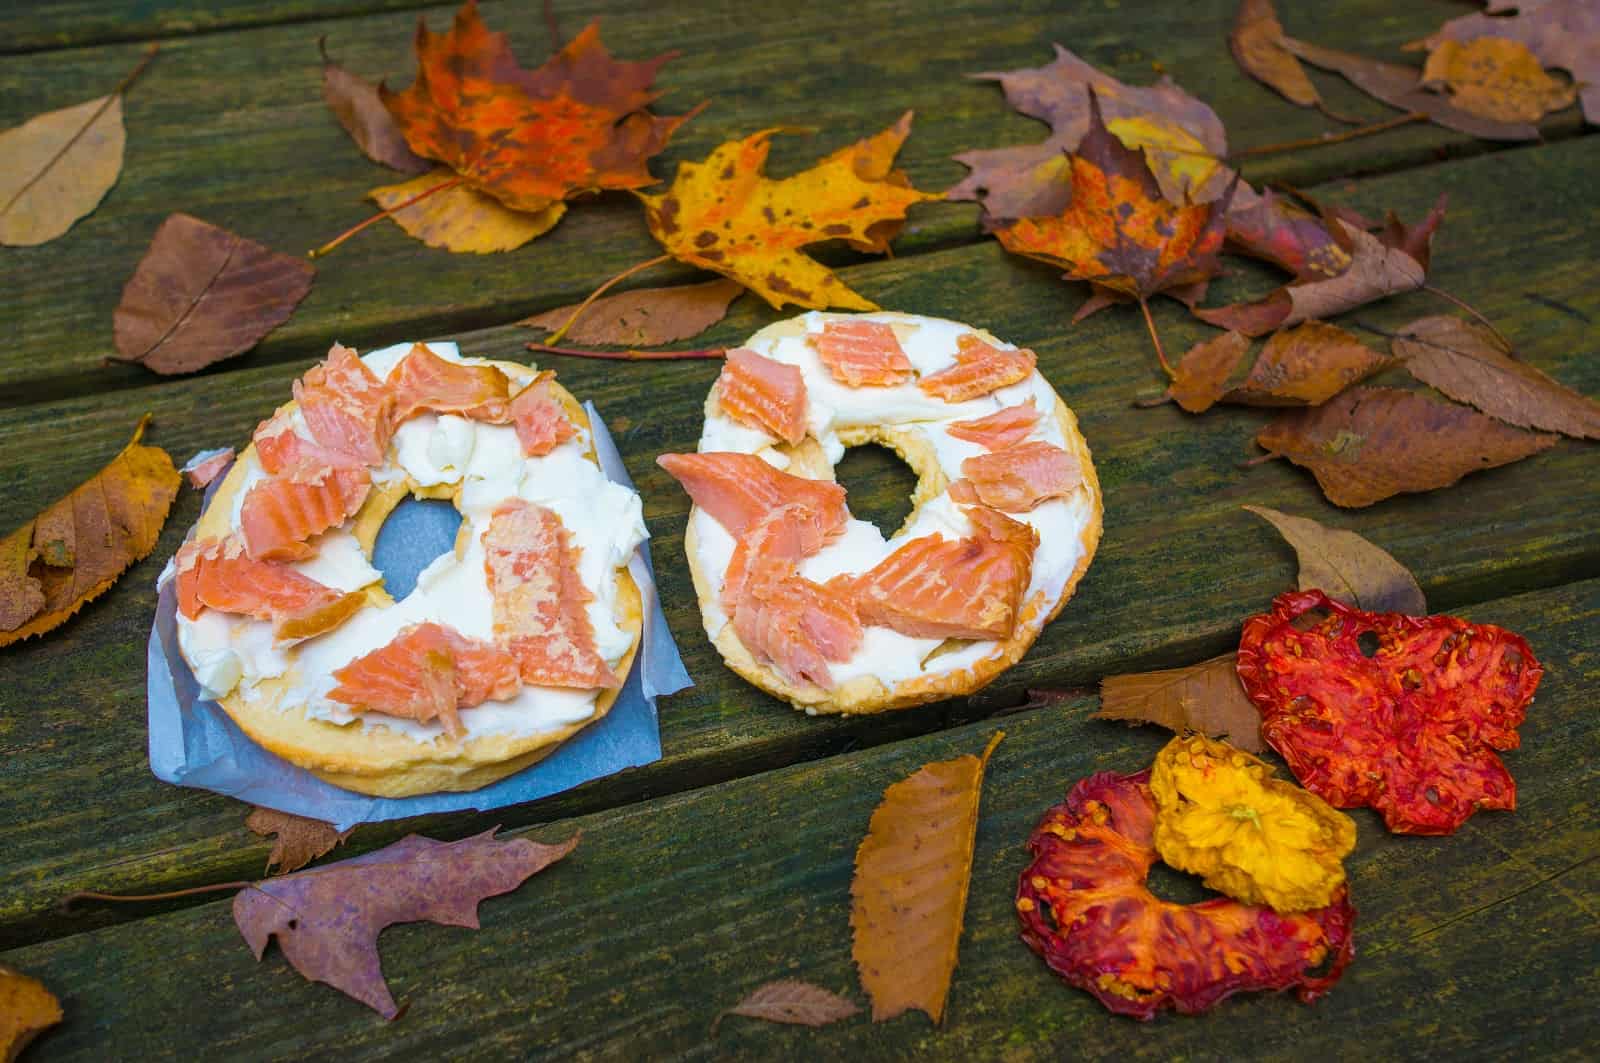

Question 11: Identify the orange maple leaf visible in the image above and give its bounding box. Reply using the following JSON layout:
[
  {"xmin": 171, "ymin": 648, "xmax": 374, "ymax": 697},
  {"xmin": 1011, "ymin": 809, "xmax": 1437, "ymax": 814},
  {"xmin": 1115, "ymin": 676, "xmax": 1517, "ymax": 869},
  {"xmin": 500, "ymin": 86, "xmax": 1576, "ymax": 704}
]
[
  {"xmin": 381, "ymin": 0, "xmax": 699, "ymax": 214},
  {"xmin": 995, "ymin": 91, "xmax": 1232, "ymax": 370}
]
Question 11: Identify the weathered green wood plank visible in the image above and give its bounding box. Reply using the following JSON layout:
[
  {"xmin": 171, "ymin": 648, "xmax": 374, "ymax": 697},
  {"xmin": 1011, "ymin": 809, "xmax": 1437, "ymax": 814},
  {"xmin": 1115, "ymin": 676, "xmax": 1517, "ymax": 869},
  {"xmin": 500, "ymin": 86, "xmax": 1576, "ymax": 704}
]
[
  {"xmin": 1, "ymin": 138, "xmax": 1595, "ymax": 950},
  {"xmin": 1, "ymin": 0, "xmax": 430, "ymax": 54},
  {"xmin": 5, "ymin": 577, "xmax": 1594, "ymax": 1060},
  {"xmin": 1, "ymin": 0, "xmax": 1584, "ymax": 401}
]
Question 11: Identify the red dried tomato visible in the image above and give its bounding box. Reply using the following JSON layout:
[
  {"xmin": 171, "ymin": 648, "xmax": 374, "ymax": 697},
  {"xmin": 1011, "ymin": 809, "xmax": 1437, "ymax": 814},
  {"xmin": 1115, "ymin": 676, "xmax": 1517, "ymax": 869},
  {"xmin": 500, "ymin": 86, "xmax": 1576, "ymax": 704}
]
[
  {"xmin": 1015, "ymin": 770, "xmax": 1355, "ymax": 1020},
  {"xmin": 1237, "ymin": 590, "xmax": 1542, "ymax": 835}
]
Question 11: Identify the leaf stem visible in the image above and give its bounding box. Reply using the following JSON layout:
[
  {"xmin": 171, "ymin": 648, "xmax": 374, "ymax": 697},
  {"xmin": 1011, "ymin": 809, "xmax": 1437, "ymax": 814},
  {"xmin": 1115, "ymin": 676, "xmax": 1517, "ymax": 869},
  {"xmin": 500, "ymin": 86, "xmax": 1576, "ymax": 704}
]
[
  {"xmin": 308, "ymin": 175, "xmax": 464, "ymax": 259},
  {"xmin": 526, "ymin": 342, "xmax": 725, "ymax": 361},
  {"xmin": 1422, "ymin": 284, "xmax": 1513, "ymax": 352},
  {"xmin": 544, "ymin": 254, "xmax": 673, "ymax": 344},
  {"xmin": 61, "ymin": 881, "xmax": 253, "ymax": 909},
  {"xmin": 1227, "ymin": 113, "xmax": 1426, "ymax": 161},
  {"xmin": 1138, "ymin": 298, "xmax": 1174, "ymax": 378}
]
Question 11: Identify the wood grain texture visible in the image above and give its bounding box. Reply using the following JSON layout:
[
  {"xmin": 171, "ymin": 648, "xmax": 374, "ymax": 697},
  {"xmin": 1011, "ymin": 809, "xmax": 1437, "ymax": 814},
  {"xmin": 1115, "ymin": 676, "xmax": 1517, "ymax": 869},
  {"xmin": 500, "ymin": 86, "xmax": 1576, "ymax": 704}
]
[
  {"xmin": 1, "ymin": 137, "xmax": 1595, "ymax": 949},
  {"xmin": 0, "ymin": 0, "xmax": 1585, "ymax": 401},
  {"xmin": 4, "ymin": 578, "xmax": 1594, "ymax": 1059}
]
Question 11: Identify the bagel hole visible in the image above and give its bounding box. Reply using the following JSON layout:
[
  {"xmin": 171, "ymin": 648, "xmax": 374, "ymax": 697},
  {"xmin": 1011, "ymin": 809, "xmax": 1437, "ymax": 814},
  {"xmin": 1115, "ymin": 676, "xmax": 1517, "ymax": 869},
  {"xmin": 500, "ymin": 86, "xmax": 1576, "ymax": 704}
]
[
  {"xmin": 371, "ymin": 496, "xmax": 463, "ymax": 600},
  {"xmin": 833, "ymin": 444, "xmax": 918, "ymax": 538},
  {"xmin": 1144, "ymin": 863, "xmax": 1214, "ymax": 906}
]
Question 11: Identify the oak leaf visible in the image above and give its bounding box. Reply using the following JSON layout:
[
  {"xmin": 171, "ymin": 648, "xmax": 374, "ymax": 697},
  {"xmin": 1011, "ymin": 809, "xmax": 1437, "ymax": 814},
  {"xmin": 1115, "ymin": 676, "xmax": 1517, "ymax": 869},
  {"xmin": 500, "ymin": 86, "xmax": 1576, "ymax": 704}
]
[
  {"xmin": 0, "ymin": 966, "xmax": 61, "ymax": 1063},
  {"xmin": 1244, "ymin": 504, "xmax": 1426, "ymax": 614},
  {"xmin": 638, "ymin": 113, "xmax": 937, "ymax": 312},
  {"xmin": 948, "ymin": 44, "xmax": 1230, "ymax": 224},
  {"xmin": 1095, "ymin": 655, "xmax": 1264, "ymax": 753},
  {"xmin": 1254, "ymin": 386, "xmax": 1557, "ymax": 507},
  {"xmin": 234, "ymin": 828, "xmax": 577, "ymax": 1018},
  {"xmin": 1411, "ymin": 0, "xmax": 1599, "ymax": 125},
  {"xmin": 319, "ymin": 38, "xmax": 430, "ymax": 174},
  {"xmin": 1230, "ymin": 0, "xmax": 1354, "ymax": 121},
  {"xmin": 1392, "ymin": 315, "xmax": 1600, "ymax": 439},
  {"xmin": 111, "ymin": 213, "xmax": 315, "ymax": 374},
  {"xmin": 520, "ymin": 279, "xmax": 742, "ymax": 346},
  {"xmin": 712, "ymin": 980, "xmax": 860, "ymax": 1034},
  {"xmin": 381, "ymin": 2, "xmax": 697, "ymax": 215},
  {"xmin": 368, "ymin": 170, "xmax": 564, "ymax": 254},
  {"xmin": 245, "ymin": 806, "xmax": 353, "ymax": 875},
  {"xmin": 1, "ymin": 416, "xmax": 179, "ymax": 646},
  {"xmin": 851, "ymin": 732, "xmax": 1002, "ymax": 1024},
  {"xmin": 1420, "ymin": 38, "xmax": 1577, "ymax": 123}
]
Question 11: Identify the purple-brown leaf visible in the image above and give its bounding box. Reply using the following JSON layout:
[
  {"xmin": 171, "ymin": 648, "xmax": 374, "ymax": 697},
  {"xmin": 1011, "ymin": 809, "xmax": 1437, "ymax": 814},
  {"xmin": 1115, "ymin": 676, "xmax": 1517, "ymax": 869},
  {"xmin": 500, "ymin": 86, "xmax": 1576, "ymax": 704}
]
[
  {"xmin": 320, "ymin": 39, "xmax": 431, "ymax": 174},
  {"xmin": 233, "ymin": 828, "xmax": 577, "ymax": 1018},
  {"xmin": 111, "ymin": 213, "xmax": 315, "ymax": 375},
  {"xmin": 713, "ymin": 979, "xmax": 860, "ymax": 1034}
]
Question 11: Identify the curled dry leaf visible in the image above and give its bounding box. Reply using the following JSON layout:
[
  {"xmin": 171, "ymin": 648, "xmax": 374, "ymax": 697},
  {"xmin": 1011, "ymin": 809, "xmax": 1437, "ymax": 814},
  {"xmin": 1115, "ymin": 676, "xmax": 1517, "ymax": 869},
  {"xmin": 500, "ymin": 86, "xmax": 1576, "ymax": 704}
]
[
  {"xmin": 111, "ymin": 213, "xmax": 315, "ymax": 375},
  {"xmin": 1, "ymin": 416, "xmax": 179, "ymax": 646},
  {"xmin": 234, "ymin": 828, "xmax": 577, "ymax": 1018},
  {"xmin": 1420, "ymin": 38, "xmax": 1577, "ymax": 124},
  {"xmin": 0, "ymin": 966, "xmax": 62, "ymax": 1063},
  {"xmin": 1164, "ymin": 331, "xmax": 1253, "ymax": 413},
  {"xmin": 1230, "ymin": 0, "xmax": 1354, "ymax": 121},
  {"xmin": 639, "ymin": 113, "xmax": 938, "ymax": 312},
  {"xmin": 1243, "ymin": 504, "xmax": 1427, "ymax": 614},
  {"xmin": 320, "ymin": 39, "xmax": 430, "ymax": 174},
  {"xmin": 1255, "ymin": 386, "xmax": 1558, "ymax": 507},
  {"xmin": 712, "ymin": 980, "xmax": 860, "ymax": 1035},
  {"xmin": 520, "ymin": 279, "xmax": 743, "ymax": 346},
  {"xmin": 368, "ymin": 170, "xmax": 563, "ymax": 254},
  {"xmin": 245, "ymin": 805, "xmax": 353, "ymax": 875},
  {"xmin": 1393, "ymin": 315, "xmax": 1600, "ymax": 439},
  {"xmin": 1095, "ymin": 654, "xmax": 1264, "ymax": 753},
  {"xmin": 1225, "ymin": 187, "xmax": 1355, "ymax": 283},
  {"xmin": 851, "ymin": 731, "xmax": 1002, "ymax": 1024},
  {"xmin": 1411, "ymin": 0, "xmax": 1599, "ymax": 124}
]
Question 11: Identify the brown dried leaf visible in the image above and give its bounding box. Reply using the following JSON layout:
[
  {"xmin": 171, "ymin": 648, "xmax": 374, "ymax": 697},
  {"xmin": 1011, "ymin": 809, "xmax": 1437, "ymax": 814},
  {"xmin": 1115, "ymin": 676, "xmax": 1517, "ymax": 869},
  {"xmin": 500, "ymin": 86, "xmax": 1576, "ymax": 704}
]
[
  {"xmin": 1393, "ymin": 315, "xmax": 1600, "ymax": 439},
  {"xmin": 368, "ymin": 170, "xmax": 563, "ymax": 254},
  {"xmin": 1164, "ymin": 331, "xmax": 1253, "ymax": 413},
  {"xmin": 1227, "ymin": 321, "xmax": 1390, "ymax": 406},
  {"xmin": 111, "ymin": 213, "xmax": 315, "ymax": 374},
  {"xmin": 1, "ymin": 416, "xmax": 179, "ymax": 645},
  {"xmin": 713, "ymin": 980, "xmax": 860, "ymax": 1034},
  {"xmin": 1411, "ymin": 0, "xmax": 1599, "ymax": 125},
  {"xmin": 0, "ymin": 966, "xmax": 62, "ymax": 1063},
  {"xmin": 1420, "ymin": 38, "xmax": 1577, "ymax": 123},
  {"xmin": 520, "ymin": 279, "xmax": 742, "ymax": 346},
  {"xmin": 1255, "ymin": 386, "xmax": 1558, "ymax": 507},
  {"xmin": 851, "ymin": 732, "xmax": 1002, "ymax": 1023},
  {"xmin": 1231, "ymin": 0, "xmax": 1349, "ymax": 119},
  {"xmin": 246, "ymin": 806, "xmax": 353, "ymax": 875},
  {"xmin": 1243, "ymin": 504, "xmax": 1427, "ymax": 613},
  {"xmin": 1095, "ymin": 655, "xmax": 1264, "ymax": 753},
  {"xmin": 320, "ymin": 39, "xmax": 431, "ymax": 174},
  {"xmin": 1224, "ymin": 186, "xmax": 1355, "ymax": 282}
]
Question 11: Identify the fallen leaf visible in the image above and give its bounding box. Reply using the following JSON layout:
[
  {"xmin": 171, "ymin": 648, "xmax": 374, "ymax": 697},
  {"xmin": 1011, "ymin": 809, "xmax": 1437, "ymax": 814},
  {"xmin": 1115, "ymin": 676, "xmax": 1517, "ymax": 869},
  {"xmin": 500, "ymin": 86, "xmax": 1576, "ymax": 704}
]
[
  {"xmin": 1420, "ymin": 37, "xmax": 1577, "ymax": 123},
  {"xmin": 1227, "ymin": 321, "xmax": 1390, "ymax": 405},
  {"xmin": 0, "ymin": 49, "xmax": 153, "ymax": 246},
  {"xmin": 851, "ymin": 731, "xmax": 1002, "ymax": 1023},
  {"xmin": 1231, "ymin": 0, "xmax": 1353, "ymax": 121},
  {"xmin": 1163, "ymin": 331, "xmax": 1253, "ymax": 413},
  {"xmin": 712, "ymin": 980, "xmax": 860, "ymax": 1034},
  {"xmin": 1095, "ymin": 655, "xmax": 1264, "ymax": 753},
  {"xmin": 638, "ymin": 113, "xmax": 937, "ymax": 311},
  {"xmin": 995, "ymin": 91, "xmax": 1232, "ymax": 335},
  {"xmin": 181, "ymin": 447, "xmax": 235, "ymax": 489},
  {"xmin": 1411, "ymin": 0, "xmax": 1599, "ymax": 125},
  {"xmin": 368, "ymin": 170, "xmax": 564, "ymax": 253},
  {"xmin": 1225, "ymin": 187, "xmax": 1355, "ymax": 282},
  {"xmin": 110, "ymin": 213, "xmax": 315, "ymax": 374},
  {"xmin": 246, "ymin": 806, "xmax": 353, "ymax": 875},
  {"xmin": 1392, "ymin": 315, "xmax": 1600, "ymax": 438},
  {"xmin": 381, "ymin": 2, "xmax": 698, "ymax": 214},
  {"xmin": 234, "ymin": 828, "xmax": 577, "ymax": 1018},
  {"xmin": 1, "ymin": 416, "xmax": 179, "ymax": 646},
  {"xmin": 520, "ymin": 279, "xmax": 742, "ymax": 346},
  {"xmin": 1244, "ymin": 504, "xmax": 1427, "ymax": 613},
  {"xmin": 1255, "ymin": 386, "xmax": 1558, "ymax": 507},
  {"xmin": 0, "ymin": 966, "xmax": 62, "ymax": 1063},
  {"xmin": 949, "ymin": 44, "xmax": 1230, "ymax": 223},
  {"xmin": 320, "ymin": 38, "xmax": 430, "ymax": 174},
  {"xmin": 1281, "ymin": 36, "xmax": 1541, "ymax": 140}
]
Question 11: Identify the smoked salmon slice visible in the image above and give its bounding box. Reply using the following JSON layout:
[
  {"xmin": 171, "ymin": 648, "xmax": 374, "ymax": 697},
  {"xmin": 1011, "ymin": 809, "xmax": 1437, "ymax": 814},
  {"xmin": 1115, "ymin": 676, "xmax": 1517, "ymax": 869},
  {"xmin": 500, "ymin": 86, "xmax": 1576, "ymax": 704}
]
[
  {"xmin": 716, "ymin": 347, "xmax": 809, "ymax": 445},
  {"xmin": 328, "ymin": 622, "xmax": 521, "ymax": 738},
  {"xmin": 239, "ymin": 466, "xmax": 372, "ymax": 562},
  {"xmin": 657, "ymin": 452, "xmax": 847, "ymax": 539},
  {"xmin": 721, "ymin": 502, "xmax": 842, "ymax": 609},
  {"xmin": 948, "ymin": 441, "xmax": 1081, "ymax": 513},
  {"xmin": 509, "ymin": 374, "xmax": 578, "ymax": 456},
  {"xmin": 811, "ymin": 319, "xmax": 915, "ymax": 387},
  {"xmin": 852, "ymin": 506, "xmax": 1038, "ymax": 640},
  {"xmin": 293, "ymin": 344, "xmax": 393, "ymax": 467},
  {"xmin": 174, "ymin": 536, "xmax": 365, "ymax": 641},
  {"xmin": 389, "ymin": 342, "xmax": 512, "ymax": 425},
  {"xmin": 252, "ymin": 409, "xmax": 365, "ymax": 476},
  {"xmin": 482, "ymin": 499, "xmax": 619, "ymax": 690},
  {"xmin": 947, "ymin": 400, "xmax": 1041, "ymax": 450},
  {"xmin": 731, "ymin": 569, "xmax": 863, "ymax": 689},
  {"xmin": 918, "ymin": 334, "xmax": 1037, "ymax": 403}
]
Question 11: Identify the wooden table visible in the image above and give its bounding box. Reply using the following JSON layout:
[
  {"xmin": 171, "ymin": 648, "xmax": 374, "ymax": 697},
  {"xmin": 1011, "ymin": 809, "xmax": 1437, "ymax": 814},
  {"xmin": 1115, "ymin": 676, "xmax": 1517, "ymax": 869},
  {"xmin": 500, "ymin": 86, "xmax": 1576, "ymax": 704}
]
[{"xmin": 3, "ymin": 0, "xmax": 1596, "ymax": 1057}]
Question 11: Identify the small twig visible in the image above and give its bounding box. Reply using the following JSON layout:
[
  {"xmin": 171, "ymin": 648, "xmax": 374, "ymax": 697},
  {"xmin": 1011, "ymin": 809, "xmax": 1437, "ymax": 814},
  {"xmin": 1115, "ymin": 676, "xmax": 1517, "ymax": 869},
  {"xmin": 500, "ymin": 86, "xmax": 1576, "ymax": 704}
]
[
  {"xmin": 543, "ymin": 254, "xmax": 673, "ymax": 344},
  {"xmin": 308, "ymin": 175, "xmax": 464, "ymax": 259},
  {"xmin": 61, "ymin": 881, "xmax": 253, "ymax": 910},
  {"xmin": 1137, "ymin": 298, "xmax": 1174, "ymax": 378},
  {"xmin": 527, "ymin": 342, "xmax": 725, "ymax": 361},
  {"xmin": 1133, "ymin": 392, "xmax": 1174, "ymax": 408},
  {"xmin": 1227, "ymin": 113, "xmax": 1426, "ymax": 162},
  {"xmin": 1239, "ymin": 451, "xmax": 1281, "ymax": 469},
  {"xmin": 1523, "ymin": 292, "xmax": 1590, "ymax": 324},
  {"xmin": 1421, "ymin": 284, "xmax": 1513, "ymax": 352},
  {"xmin": 542, "ymin": 0, "xmax": 562, "ymax": 52}
]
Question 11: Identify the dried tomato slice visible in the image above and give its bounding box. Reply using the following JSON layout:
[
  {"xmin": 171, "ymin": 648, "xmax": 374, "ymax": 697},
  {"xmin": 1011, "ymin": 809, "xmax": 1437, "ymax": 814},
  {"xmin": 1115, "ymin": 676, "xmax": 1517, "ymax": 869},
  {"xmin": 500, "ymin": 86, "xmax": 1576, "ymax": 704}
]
[
  {"xmin": 1237, "ymin": 590, "xmax": 1542, "ymax": 835},
  {"xmin": 1015, "ymin": 770, "xmax": 1355, "ymax": 1020}
]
